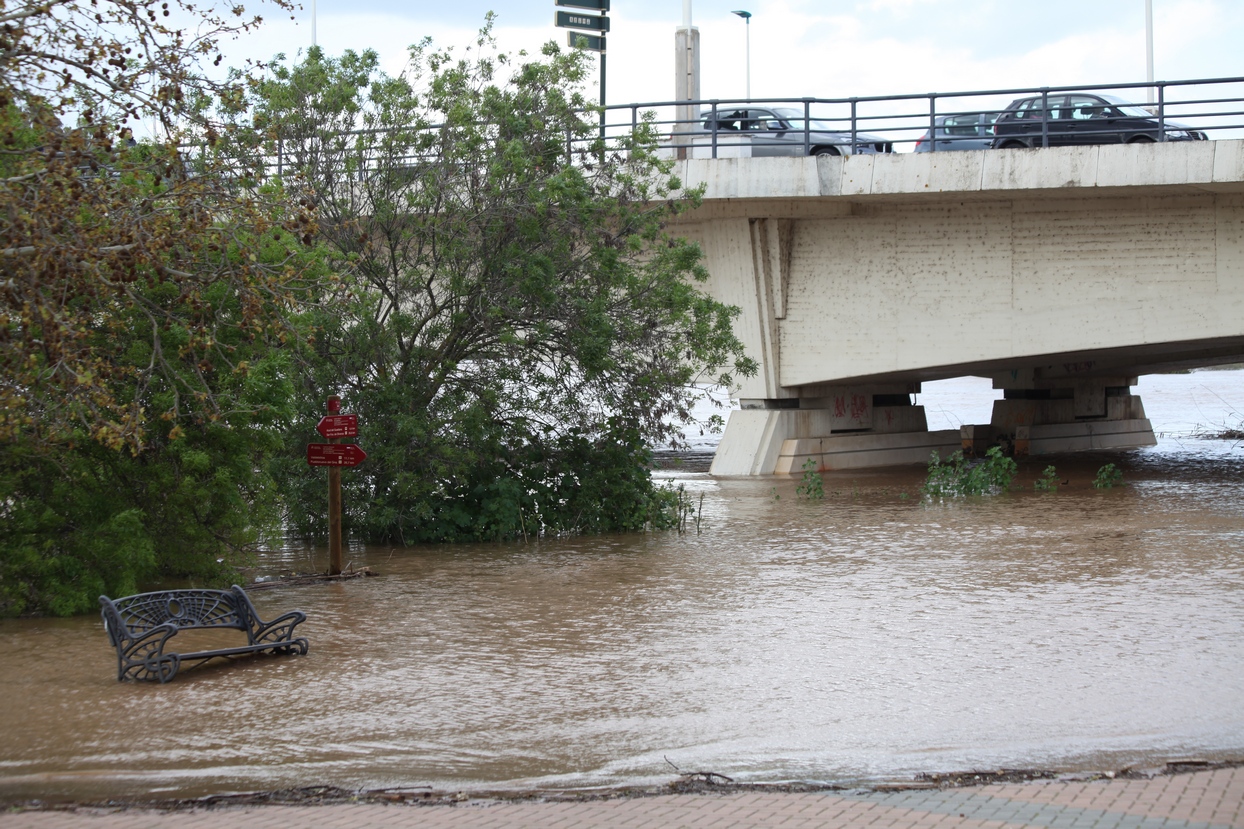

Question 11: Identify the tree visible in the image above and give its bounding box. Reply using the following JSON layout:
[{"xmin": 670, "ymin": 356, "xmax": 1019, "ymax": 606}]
[
  {"xmin": 0, "ymin": 0, "xmax": 325, "ymax": 615},
  {"xmin": 219, "ymin": 25, "xmax": 754, "ymax": 543}
]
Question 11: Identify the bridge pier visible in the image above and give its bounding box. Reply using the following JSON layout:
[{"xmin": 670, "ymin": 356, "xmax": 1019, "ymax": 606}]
[
  {"xmin": 971, "ymin": 370, "xmax": 1156, "ymax": 457},
  {"xmin": 712, "ymin": 370, "xmax": 1158, "ymax": 476},
  {"xmin": 710, "ymin": 383, "xmax": 961, "ymax": 475}
]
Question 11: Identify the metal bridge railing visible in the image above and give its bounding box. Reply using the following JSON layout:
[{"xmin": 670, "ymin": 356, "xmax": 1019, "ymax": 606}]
[
  {"xmin": 181, "ymin": 76, "xmax": 1244, "ymax": 179},
  {"xmin": 598, "ymin": 76, "xmax": 1244, "ymax": 159}
]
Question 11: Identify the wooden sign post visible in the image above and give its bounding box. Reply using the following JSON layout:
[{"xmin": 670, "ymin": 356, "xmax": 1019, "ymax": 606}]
[{"xmin": 306, "ymin": 395, "xmax": 366, "ymax": 576}]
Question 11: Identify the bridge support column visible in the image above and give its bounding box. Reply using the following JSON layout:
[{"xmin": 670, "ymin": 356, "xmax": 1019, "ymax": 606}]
[
  {"xmin": 981, "ymin": 371, "xmax": 1156, "ymax": 456},
  {"xmin": 710, "ymin": 384, "xmax": 961, "ymax": 476}
]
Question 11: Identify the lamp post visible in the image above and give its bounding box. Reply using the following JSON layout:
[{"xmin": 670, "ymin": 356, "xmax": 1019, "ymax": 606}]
[
  {"xmin": 1145, "ymin": 0, "xmax": 1154, "ymax": 104},
  {"xmin": 732, "ymin": 10, "xmax": 751, "ymax": 101}
]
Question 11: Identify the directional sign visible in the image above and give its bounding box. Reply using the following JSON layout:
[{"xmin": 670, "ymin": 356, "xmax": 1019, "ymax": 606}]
[
  {"xmin": 567, "ymin": 31, "xmax": 606, "ymax": 52},
  {"xmin": 316, "ymin": 413, "xmax": 359, "ymax": 439},
  {"xmin": 555, "ymin": 10, "xmax": 610, "ymax": 32},
  {"xmin": 307, "ymin": 443, "xmax": 368, "ymax": 467},
  {"xmin": 555, "ymin": 0, "xmax": 609, "ymax": 9}
]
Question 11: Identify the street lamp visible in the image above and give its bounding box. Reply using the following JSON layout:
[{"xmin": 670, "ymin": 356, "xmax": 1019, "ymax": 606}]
[{"xmin": 732, "ymin": 10, "xmax": 751, "ymax": 101}]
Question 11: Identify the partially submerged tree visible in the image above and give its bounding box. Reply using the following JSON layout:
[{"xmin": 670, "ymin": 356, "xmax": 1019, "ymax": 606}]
[
  {"xmin": 0, "ymin": 0, "xmax": 324, "ymax": 615},
  {"xmin": 221, "ymin": 26, "xmax": 754, "ymax": 542}
]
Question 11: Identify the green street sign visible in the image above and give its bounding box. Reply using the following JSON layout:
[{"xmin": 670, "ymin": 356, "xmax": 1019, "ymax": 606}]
[
  {"xmin": 555, "ymin": 10, "xmax": 610, "ymax": 32},
  {"xmin": 556, "ymin": 0, "xmax": 610, "ymax": 9},
  {"xmin": 567, "ymin": 31, "xmax": 606, "ymax": 52}
]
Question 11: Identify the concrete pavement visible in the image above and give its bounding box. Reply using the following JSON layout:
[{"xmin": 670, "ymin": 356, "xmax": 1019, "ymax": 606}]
[{"xmin": 3, "ymin": 767, "xmax": 1242, "ymax": 829}]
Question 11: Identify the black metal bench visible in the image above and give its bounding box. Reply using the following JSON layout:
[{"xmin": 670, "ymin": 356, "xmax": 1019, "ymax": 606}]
[{"xmin": 99, "ymin": 585, "xmax": 309, "ymax": 683}]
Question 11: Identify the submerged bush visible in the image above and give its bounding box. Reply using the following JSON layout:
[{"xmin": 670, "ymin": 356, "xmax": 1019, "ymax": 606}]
[
  {"xmin": 796, "ymin": 458, "xmax": 825, "ymax": 500},
  {"xmin": 1093, "ymin": 463, "xmax": 1125, "ymax": 489},
  {"xmin": 1034, "ymin": 465, "xmax": 1060, "ymax": 492},
  {"xmin": 921, "ymin": 446, "xmax": 1018, "ymax": 497}
]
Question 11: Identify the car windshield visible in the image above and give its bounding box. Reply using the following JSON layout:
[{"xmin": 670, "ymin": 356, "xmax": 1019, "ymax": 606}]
[
  {"xmin": 770, "ymin": 108, "xmax": 844, "ymax": 133},
  {"xmin": 1098, "ymin": 95, "xmax": 1157, "ymax": 118}
]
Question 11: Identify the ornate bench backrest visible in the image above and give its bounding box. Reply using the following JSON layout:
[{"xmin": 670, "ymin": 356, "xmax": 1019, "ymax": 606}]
[{"xmin": 104, "ymin": 589, "xmax": 248, "ymax": 639}]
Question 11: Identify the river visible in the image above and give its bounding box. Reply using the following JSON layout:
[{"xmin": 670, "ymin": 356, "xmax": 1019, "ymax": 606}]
[{"xmin": 1, "ymin": 370, "xmax": 1241, "ymax": 801}]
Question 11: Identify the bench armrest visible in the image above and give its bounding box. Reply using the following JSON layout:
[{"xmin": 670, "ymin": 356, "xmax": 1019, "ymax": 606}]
[
  {"xmin": 229, "ymin": 585, "xmax": 307, "ymax": 645},
  {"xmin": 251, "ymin": 609, "xmax": 308, "ymax": 644},
  {"xmin": 114, "ymin": 622, "xmax": 180, "ymax": 681}
]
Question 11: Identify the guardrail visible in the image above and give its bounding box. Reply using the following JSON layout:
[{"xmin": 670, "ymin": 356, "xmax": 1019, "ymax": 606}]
[
  {"xmin": 184, "ymin": 76, "xmax": 1244, "ymax": 180},
  {"xmin": 603, "ymin": 76, "xmax": 1244, "ymax": 158}
]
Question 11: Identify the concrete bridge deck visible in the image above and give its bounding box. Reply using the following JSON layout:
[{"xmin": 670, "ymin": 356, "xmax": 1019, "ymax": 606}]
[{"xmin": 668, "ymin": 141, "xmax": 1244, "ymax": 475}]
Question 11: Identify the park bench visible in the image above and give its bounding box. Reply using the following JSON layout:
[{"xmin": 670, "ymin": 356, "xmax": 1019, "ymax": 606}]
[{"xmin": 99, "ymin": 585, "xmax": 309, "ymax": 683}]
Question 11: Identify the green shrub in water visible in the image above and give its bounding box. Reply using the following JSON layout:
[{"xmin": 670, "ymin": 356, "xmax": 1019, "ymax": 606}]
[
  {"xmin": 796, "ymin": 458, "xmax": 825, "ymax": 500},
  {"xmin": 921, "ymin": 446, "xmax": 1018, "ymax": 497},
  {"xmin": 1034, "ymin": 465, "xmax": 1060, "ymax": 492},
  {"xmin": 1093, "ymin": 463, "xmax": 1125, "ymax": 489}
]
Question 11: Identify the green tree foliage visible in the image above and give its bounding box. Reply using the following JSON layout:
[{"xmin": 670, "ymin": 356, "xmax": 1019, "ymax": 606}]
[
  {"xmin": 218, "ymin": 25, "xmax": 754, "ymax": 542},
  {"xmin": 0, "ymin": 0, "xmax": 324, "ymax": 614}
]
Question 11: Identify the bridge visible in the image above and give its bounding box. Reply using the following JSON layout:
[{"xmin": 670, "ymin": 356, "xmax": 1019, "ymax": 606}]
[{"xmin": 665, "ymin": 140, "xmax": 1244, "ymax": 475}]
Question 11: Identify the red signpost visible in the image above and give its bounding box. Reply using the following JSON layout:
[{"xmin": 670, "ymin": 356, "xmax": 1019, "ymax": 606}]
[
  {"xmin": 308, "ymin": 396, "xmax": 365, "ymax": 575},
  {"xmin": 306, "ymin": 443, "xmax": 368, "ymax": 466},
  {"xmin": 316, "ymin": 414, "xmax": 359, "ymax": 439}
]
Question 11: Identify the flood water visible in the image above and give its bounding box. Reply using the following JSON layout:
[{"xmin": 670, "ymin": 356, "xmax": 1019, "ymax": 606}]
[{"xmin": 1, "ymin": 371, "xmax": 1242, "ymax": 801}]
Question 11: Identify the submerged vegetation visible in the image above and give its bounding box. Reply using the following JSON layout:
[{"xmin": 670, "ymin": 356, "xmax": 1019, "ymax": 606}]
[
  {"xmin": 796, "ymin": 458, "xmax": 825, "ymax": 500},
  {"xmin": 1093, "ymin": 464, "xmax": 1126, "ymax": 489},
  {"xmin": 921, "ymin": 447, "xmax": 1018, "ymax": 498},
  {"xmin": 1034, "ymin": 465, "xmax": 1061, "ymax": 492}
]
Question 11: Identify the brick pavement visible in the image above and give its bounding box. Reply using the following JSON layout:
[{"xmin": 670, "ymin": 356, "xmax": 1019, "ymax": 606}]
[{"xmin": 2, "ymin": 768, "xmax": 1241, "ymax": 829}]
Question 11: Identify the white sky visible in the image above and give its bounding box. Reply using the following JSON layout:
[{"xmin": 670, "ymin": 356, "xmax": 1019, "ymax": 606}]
[{"xmin": 220, "ymin": 0, "xmax": 1244, "ymax": 109}]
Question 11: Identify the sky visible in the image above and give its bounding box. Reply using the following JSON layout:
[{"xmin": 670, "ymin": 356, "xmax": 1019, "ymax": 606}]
[{"xmin": 217, "ymin": 0, "xmax": 1244, "ymax": 110}]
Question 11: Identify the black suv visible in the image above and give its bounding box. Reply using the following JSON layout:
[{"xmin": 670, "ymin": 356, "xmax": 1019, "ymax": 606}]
[{"xmin": 992, "ymin": 93, "xmax": 1208, "ymax": 148}]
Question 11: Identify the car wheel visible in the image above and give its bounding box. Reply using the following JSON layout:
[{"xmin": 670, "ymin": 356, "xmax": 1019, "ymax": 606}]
[
  {"xmin": 1127, "ymin": 135, "xmax": 1155, "ymax": 144},
  {"xmin": 998, "ymin": 140, "xmax": 1028, "ymax": 149},
  {"xmin": 811, "ymin": 146, "xmax": 840, "ymax": 157}
]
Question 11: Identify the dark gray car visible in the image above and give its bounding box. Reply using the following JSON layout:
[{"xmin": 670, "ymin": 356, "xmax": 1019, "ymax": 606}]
[
  {"xmin": 992, "ymin": 93, "xmax": 1208, "ymax": 148},
  {"xmin": 913, "ymin": 112, "xmax": 999, "ymax": 152},
  {"xmin": 700, "ymin": 106, "xmax": 893, "ymax": 156}
]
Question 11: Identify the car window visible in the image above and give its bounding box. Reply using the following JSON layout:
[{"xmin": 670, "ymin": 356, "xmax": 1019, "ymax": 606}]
[
  {"xmin": 705, "ymin": 110, "xmax": 747, "ymax": 131},
  {"xmin": 1012, "ymin": 97, "xmax": 1066, "ymax": 120},
  {"xmin": 1067, "ymin": 96, "xmax": 1110, "ymax": 120},
  {"xmin": 745, "ymin": 111, "xmax": 786, "ymax": 131},
  {"xmin": 944, "ymin": 115, "xmax": 982, "ymax": 136},
  {"xmin": 1014, "ymin": 99, "xmax": 1042, "ymax": 120}
]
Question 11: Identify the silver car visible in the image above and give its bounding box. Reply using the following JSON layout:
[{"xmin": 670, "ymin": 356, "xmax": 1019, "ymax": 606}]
[
  {"xmin": 699, "ymin": 106, "xmax": 893, "ymax": 156},
  {"xmin": 913, "ymin": 112, "xmax": 1000, "ymax": 152}
]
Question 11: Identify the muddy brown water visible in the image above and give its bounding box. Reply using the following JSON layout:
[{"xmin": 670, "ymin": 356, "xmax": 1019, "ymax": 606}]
[{"xmin": 1, "ymin": 372, "xmax": 1242, "ymax": 801}]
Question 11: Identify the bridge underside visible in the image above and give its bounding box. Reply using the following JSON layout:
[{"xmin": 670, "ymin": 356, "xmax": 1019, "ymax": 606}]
[{"xmin": 669, "ymin": 142, "xmax": 1244, "ymax": 475}]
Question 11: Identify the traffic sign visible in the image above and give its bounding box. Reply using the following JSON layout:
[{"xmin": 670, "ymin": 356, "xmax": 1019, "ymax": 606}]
[
  {"xmin": 555, "ymin": 10, "xmax": 610, "ymax": 31},
  {"xmin": 307, "ymin": 443, "xmax": 368, "ymax": 467},
  {"xmin": 555, "ymin": 0, "xmax": 609, "ymax": 9},
  {"xmin": 316, "ymin": 413, "xmax": 359, "ymax": 439},
  {"xmin": 567, "ymin": 31, "xmax": 606, "ymax": 52}
]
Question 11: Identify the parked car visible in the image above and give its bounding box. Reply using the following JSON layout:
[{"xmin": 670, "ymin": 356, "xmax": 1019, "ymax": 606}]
[
  {"xmin": 913, "ymin": 112, "xmax": 1000, "ymax": 152},
  {"xmin": 991, "ymin": 93, "xmax": 1208, "ymax": 148},
  {"xmin": 697, "ymin": 106, "xmax": 894, "ymax": 156}
]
